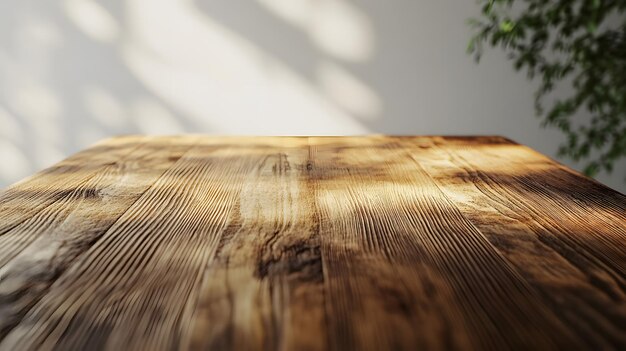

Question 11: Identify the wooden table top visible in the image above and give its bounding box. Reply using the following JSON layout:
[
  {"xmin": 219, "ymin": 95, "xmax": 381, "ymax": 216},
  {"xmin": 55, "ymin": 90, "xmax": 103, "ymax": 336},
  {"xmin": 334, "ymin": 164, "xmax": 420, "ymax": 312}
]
[{"xmin": 0, "ymin": 135, "xmax": 624, "ymax": 350}]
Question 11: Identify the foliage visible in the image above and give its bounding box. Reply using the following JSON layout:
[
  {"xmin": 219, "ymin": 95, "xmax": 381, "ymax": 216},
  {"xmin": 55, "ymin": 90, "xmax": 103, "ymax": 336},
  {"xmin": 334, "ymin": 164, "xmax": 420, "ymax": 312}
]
[{"xmin": 468, "ymin": 0, "xmax": 626, "ymax": 177}]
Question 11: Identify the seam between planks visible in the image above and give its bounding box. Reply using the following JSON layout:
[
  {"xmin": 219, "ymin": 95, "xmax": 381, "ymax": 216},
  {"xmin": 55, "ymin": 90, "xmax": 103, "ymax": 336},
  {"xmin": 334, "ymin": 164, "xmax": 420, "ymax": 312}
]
[
  {"xmin": 306, "ymin": 137, "xmax": 332, "ymax": 351},
  {"xmin": 310, "ymin": 136, "xmax": 563, "ymax": 349}
]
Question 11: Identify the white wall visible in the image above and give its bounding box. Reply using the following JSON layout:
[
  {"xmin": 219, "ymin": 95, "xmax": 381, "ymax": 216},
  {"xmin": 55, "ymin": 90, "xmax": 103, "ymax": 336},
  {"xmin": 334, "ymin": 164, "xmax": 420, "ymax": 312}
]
[{"xmin": 0, "ymin": 0, "xmax": 624, "ymax": 192}]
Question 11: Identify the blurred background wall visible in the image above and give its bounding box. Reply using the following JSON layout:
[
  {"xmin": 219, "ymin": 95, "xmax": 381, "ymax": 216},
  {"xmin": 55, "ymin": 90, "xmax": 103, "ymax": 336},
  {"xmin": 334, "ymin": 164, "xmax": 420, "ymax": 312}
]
[{"xmin": 0, "ymin": 0, "xmax": 624, "ymax": 192}]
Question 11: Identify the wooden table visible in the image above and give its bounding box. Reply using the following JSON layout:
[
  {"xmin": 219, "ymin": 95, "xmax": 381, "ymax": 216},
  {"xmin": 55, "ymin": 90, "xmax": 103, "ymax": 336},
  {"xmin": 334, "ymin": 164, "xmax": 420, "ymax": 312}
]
[{"xmin": 0, "ymin": 136, "xmax": 624, "ymax": 350}]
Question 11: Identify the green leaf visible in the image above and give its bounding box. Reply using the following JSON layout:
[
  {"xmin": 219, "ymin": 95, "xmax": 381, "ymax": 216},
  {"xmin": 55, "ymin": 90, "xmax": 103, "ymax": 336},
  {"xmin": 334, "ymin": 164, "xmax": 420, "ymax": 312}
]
[
  {"xmin": 592, "ymin": 0, "xmax": 601, "ymax": 9},
  {"xmin": 467, "ymin": 39, "xmax": 476, "ymax": 53},
  {"xmin": 587, "ymin": 22, "xmax": 597, "ymax": 34},
  {"xmin": 499, "ymin": 20, "xmax": 515, "ymax": 32}
]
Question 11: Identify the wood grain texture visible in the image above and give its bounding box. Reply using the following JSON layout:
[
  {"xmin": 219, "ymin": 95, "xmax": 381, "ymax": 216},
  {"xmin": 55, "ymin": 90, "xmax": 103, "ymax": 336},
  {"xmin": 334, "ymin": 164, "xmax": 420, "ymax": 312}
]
[
  {"xmin": 0, "ymin": 136, "xmax": 197, "ymax": 340},
  {"xmin": 405, "ymin": 136, "xmax": 626, "ymax": 349},
  {"xmin": 0, "ymin": 136, "xmax": 142, "ymax": 235},
  {"xmin": 0, "ymin": 135, "xmax": 624, "ymax": 351}
]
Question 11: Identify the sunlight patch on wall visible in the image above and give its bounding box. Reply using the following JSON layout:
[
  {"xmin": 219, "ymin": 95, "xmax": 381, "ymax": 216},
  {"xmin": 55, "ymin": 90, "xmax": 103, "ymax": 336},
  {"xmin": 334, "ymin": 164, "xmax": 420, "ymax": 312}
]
[
  {"xmin": 64, "ymin": 0, "xmax": 119, "ymax": 42},
  {"xmin": 255, "ymin": 0, "xmax": 310, "ymax": 26},
  {"xmin": 6, "ymin": 16, "xmax": 62, "ymax": 84},
  {"xmin": 20, "ymin": 17, "xmax": 64, "ymax": 49},
  {"xmin": 122, "ymin": 0, "xmax": 368, "ymax": 135},
  {"xmin": 32, "ymin": 141, "xmax": 66, "ymax": 170},
  {"xmin": 131, "ymin": 98, "xmax": 184, "ymax": 134},
  {"xmin": 0, "ymin": 105, "xmax": 23, "ymax": 142},
  {"xmin": 2, "ymin": 76, "xmax": 65, "ymax": 171},
  {"xmin": 309, "ymin": 0, "xmax": 373, "ymax": 62},
  {"xmin": 8, "ymin": 79, "xmax": 63, "ymax": 145},
  {"xmin": 10, "ymin": 81, "xmax": 61, "ymax": 120},
  {"xmin": 0, "ymin": 139, "xmax": 29, "ymax": 184},
  {"xmin": 318, "ymin": 61, "xmax": 381, "ymax": 119},
  {"xmin": 83, "ymin": 86, "xmax": 129, "ymax": 129},
  {"xmin": 256, "ymin": 0, "xmax": 374, "ymax": 62}
]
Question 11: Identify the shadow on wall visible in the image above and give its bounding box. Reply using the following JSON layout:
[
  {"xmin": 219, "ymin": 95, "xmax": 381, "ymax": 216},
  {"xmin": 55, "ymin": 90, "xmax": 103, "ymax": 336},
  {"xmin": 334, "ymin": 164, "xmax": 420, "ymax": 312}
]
[
  {"xmin": 0, "ymin": 0, "xmax": 381, "ymax": 187},
  {"xmin": 1, "ymin": 0, "xmax": 622, "ymax": 191}
]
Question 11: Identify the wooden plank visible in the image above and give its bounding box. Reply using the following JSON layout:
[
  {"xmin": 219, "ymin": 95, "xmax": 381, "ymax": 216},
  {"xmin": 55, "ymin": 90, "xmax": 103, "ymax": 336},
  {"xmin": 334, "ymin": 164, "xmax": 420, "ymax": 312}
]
[
  {"xmin": 0, "ymin": 137, "xmax": 325, "ymax": 351},
  {"xmin": 0, "ymin": 136, "xmax": 197, "ymax": 340},
  {"xmin": 0, "ymin": 138, "xmax": 235, "ymax": 350},
  {"xmin": 186, "ymin": 137, "xmax": 326, "ymax": 351},
  {"xmin": 310, "ymin": 136, "xmax": 581, "ymax": 350},
  {"xmin": 0, "ymin": 136, "xmax": 145, "ymax": 235},
  {"xmin": 405, "ymin": 136, "xmax": 626, "ymax": 349}
]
